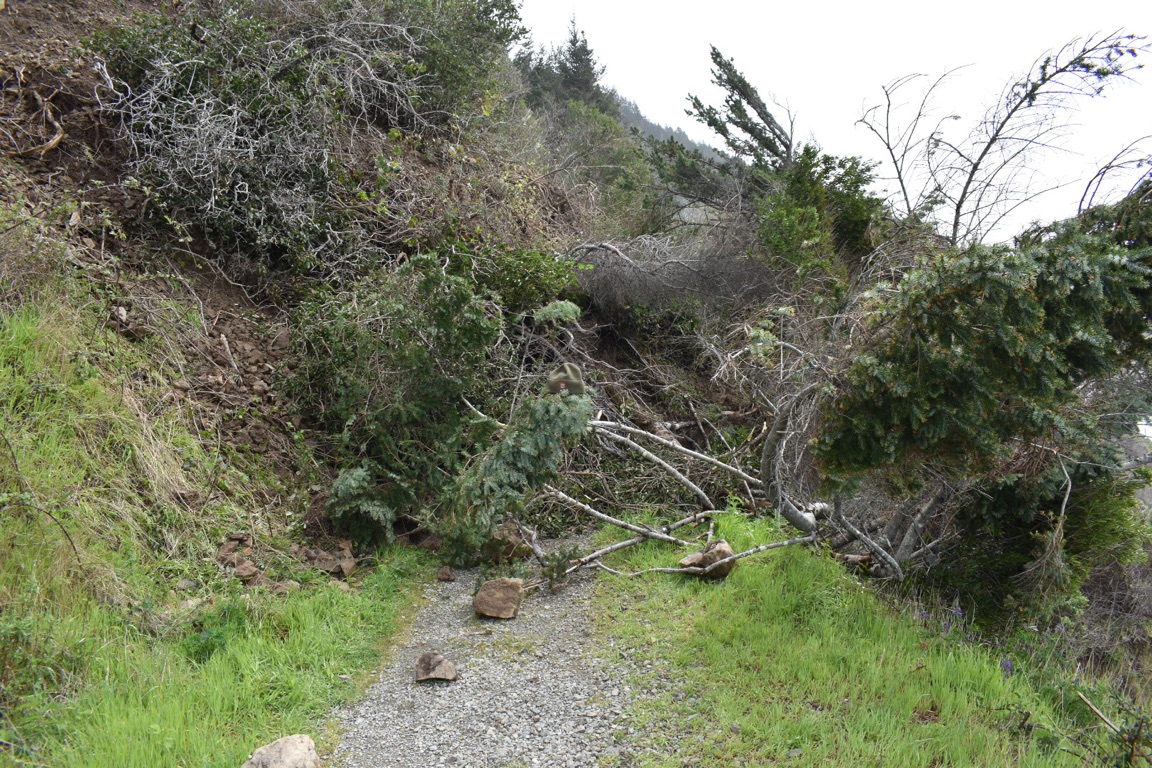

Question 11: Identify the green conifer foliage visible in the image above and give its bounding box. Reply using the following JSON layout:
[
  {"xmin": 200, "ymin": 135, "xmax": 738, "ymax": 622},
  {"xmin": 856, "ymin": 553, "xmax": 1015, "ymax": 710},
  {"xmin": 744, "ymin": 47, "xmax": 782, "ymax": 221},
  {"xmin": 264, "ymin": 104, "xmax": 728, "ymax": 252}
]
[
  {"xmin": 820, "ymin": 227, "xmax": 1152, "ymax": 476},
  {"xmin": 438, "ymin": 393, "xmax": 594, "ymax": 561},
  {"xmin": 285, "ymin": 255, "xmax": 501, "ymax": 535}
]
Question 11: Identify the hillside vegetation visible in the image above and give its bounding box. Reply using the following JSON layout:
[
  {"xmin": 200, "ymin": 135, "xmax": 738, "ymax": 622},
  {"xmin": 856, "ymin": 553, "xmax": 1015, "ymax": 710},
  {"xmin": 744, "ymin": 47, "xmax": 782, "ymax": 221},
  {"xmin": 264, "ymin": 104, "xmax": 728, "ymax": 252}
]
[{"xmin": 1, "ymin": 0, "xmax": 1151, "ymax": 765}]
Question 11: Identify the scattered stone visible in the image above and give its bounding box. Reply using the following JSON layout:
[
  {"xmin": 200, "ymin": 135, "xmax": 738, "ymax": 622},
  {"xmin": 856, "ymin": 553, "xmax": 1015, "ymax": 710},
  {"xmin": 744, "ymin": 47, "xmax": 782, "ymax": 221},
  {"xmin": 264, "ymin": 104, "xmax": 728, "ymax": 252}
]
[
  {"xmin": 787, "ymin": 748, "xmax": 803, "ymax": 758},
  {"xmin": 473, "ymin": 577, "xmax": 525, "ymax": 619},
  {"xmin": 482, "ymin": 522, "xmax": 535, "ymax": 563},
  {"xmin": 415, "ymin": 652, "xmax": 458, "ymax": 682},
  {"xmin": 241, "ymin": 734, "xmax": 320, "ymax": 768},
  {"xmin": 234, "ymin": 560, "xmax": 262, "ymax": 583},
  {"xmin": 336, "ymin": 540, "xmax": 357, "ymax": 577},
  {"xmin": 436, "ymin": 565, "xmax": 456, "ymax": 582},
  {"xmin": 270, "ymin": 580, "xmax": 302, "ymax": 595},
  {"xmin": 339, "ymin": 555, "xmax": 357, "ymax": 578},
  {"xmin": 247, "ymin": 572, "xmax": 273, "ymax": 589},
  {"xmin": 678, "ymin": 540, "xmax": 737, "ymax": 579},
  {"xmin": 219, "ymin": 552, "xmax": 245, "ymax": 568},
  {"xmin": 179, "ymin": 597, "xmax": 205, "ymax": 612},
  {"xmin": 305, "ymin": 549, "xmax": 341, "ymax": 574},
  {"xmin": 217, "ymin": 540, "xmax": 240, "ymax": 561},
  {"xmin": 175, "ymin": 578, "xmax": 198, "ymax": 591},
  {"xmin": 333, "ymin": 531, "xmax": 636, "ymax": 768},
  {"xmin": 217, "ymin": 533, "xmax": 253, "ymax": 564}
]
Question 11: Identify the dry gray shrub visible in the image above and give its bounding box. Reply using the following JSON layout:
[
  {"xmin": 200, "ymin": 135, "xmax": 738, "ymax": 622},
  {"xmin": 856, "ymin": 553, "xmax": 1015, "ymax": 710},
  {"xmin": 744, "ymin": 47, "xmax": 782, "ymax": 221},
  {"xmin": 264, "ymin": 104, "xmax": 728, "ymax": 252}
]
[
  {"xmin": 94, "ymin": 0, "xmax": 440, "ymax": 279},
  {"xmin": 573, "ymin": 225, "xmax": 772, "ymax": 314}
]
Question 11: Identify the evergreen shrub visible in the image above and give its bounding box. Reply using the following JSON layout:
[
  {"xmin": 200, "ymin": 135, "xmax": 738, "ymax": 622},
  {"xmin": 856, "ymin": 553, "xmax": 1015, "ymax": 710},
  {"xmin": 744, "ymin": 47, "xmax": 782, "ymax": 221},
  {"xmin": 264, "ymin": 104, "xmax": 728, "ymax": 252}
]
[
  {"xmin": 284, "ymin": 256, "xmax": 500, "ymax": 536},
  {"xmin": 437, "ymin": 392, "xmax": 594, "ymax": 563}
]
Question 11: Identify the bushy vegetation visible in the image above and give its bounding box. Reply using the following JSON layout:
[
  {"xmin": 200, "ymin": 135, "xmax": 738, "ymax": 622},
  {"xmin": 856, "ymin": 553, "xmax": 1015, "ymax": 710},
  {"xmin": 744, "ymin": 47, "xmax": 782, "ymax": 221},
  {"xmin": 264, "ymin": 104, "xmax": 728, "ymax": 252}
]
[
  {"xmin": 284, "ymin": 256, "xmax": 501, "ymax": 534},
  {"xmin": 438, "ymin": 392, "xmax": 594, "ymax": 560},
  {"xmin": 93, "ymin": 0, "xmax": 528, "ymax": 280},
  {"xmin": 0, "ymin": 227, "xmax": 426, "ymax": 765},
  {"xmin": 4, "ymin": 1, "xmax": 1150, "ymax": 763}
]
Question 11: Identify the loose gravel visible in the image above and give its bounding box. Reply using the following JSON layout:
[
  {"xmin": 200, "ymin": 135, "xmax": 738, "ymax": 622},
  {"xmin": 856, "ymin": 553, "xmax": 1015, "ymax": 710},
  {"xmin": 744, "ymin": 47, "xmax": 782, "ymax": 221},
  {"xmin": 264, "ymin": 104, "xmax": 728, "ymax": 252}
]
[{"xmin": 330, "ymin": 538, "xmax": 666, "ymax": 768}]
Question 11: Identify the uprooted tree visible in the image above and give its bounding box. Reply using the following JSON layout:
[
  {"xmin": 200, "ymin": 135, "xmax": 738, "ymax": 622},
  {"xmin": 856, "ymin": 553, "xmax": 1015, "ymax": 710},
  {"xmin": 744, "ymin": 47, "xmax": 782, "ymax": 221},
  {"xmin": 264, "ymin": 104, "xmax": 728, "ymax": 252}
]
[
  {"xmin": 184, "ymin": 18, "xmax": 1150, "ymax": 605},
  {"xmin": 466, "ymin": 37, "xmax": 1152, "ymax": 601}
]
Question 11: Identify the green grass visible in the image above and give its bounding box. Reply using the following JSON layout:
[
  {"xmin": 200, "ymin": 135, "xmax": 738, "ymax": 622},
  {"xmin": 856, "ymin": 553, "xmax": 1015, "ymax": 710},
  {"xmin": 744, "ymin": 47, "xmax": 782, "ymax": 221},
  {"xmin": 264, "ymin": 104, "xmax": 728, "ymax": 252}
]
[
  {"xmin": 2, "ymin": 557, "xmax": 424, "ymax": 768},
  {"xmin": 0, "ymin": 266, "xmax": 427, "ymax": 766},
  {"xmin": 593, "ymin": 517, "xmax": 1085, "ymax": 767}
]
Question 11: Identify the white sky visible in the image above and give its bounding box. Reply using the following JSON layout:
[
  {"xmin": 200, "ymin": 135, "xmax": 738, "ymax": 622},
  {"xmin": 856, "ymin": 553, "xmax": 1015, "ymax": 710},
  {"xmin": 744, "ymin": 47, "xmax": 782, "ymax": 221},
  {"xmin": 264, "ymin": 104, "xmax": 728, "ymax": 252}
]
[{"xmin": 516, "ymin": 0, "xmax": 1151, "ymax": 241}]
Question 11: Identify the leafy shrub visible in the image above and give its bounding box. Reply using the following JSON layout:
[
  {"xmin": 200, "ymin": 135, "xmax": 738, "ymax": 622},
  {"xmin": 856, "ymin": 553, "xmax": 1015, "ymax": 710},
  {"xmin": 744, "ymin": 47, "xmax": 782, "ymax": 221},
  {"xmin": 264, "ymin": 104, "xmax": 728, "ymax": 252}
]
[
  {"xmin": 284, "ymin": 256, "xmax": 501, "ymax": 534},
  {"xmin": 533, "ymin": 299, "xmax": 582, "ymax": 324},
  {"xmin": 448, "ymin": 243, "xmax": 576, "ymax": 314},
  {"xmin": 820, "ymin": 231, "xmax": 1152, "ymax": 475},
  {"xmin": 326, "ymin": 462, "xmax": 399, "ymax": 541}
]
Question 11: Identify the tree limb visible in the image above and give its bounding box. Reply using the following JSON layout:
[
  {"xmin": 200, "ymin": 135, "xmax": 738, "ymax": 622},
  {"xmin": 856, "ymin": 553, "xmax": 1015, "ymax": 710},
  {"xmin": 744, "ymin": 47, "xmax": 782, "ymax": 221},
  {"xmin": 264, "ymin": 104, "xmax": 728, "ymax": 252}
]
[
  {"xmin": 625, "ymin": 535, "xmax": 816, "ymax": 576},
  {"xmin": 543, "ymin": 486, "xmax": 690, "ymax": 546}
]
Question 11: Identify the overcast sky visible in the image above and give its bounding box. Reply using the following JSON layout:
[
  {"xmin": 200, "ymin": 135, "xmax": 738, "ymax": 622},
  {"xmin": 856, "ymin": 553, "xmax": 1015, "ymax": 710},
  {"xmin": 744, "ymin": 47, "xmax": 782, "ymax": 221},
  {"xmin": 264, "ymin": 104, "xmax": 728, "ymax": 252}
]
[{"xmin": 516, "ymin": 1, "xmax": 1151, "ymax": 240}]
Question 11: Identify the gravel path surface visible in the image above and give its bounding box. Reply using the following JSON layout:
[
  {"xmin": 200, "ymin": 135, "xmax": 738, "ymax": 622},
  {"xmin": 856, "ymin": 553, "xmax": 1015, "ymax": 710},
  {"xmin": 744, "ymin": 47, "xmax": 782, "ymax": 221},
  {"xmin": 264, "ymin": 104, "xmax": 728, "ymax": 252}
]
[{"xmin": 331, "ymin": 539, "xmax": 660, "ymax": 768}]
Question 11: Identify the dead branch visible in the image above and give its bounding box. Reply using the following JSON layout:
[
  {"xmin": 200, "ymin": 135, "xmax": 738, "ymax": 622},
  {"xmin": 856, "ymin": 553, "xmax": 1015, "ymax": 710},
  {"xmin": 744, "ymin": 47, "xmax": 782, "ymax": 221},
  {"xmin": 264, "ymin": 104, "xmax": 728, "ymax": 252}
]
[
  {"xmin": 1079, "ymin": 135, "xmax": 1152, "ymax": 211},
  {"xmin": 624, "ymin": 535, "xmax": 816, "ymax": 577},
  {"xmin": 835, "ymin": 497, "xmax": 903, "ymax": 580},
  {"xmin": 594, "ymin": 428, "xmax": 714, "ymax": 509},
  {"xmin": 565, "ymin": 509, "xmax": 732, "ymax": 574},
  {"xmin": 590, "ymin": 421, "xmax": 762, "ymax": 486},
  {"xmin": 1077, "ymin": 692, "xmax": 1121, "ymax": 734},
  {"xmin": 543, "ymin": 486, "xmax": 690, "ymax": 546}
]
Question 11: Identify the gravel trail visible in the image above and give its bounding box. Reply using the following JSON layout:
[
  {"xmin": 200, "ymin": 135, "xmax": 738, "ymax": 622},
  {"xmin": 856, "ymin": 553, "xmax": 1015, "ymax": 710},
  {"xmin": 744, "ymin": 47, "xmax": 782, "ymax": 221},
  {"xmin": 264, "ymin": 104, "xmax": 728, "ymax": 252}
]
[{"xmin": 331, "ymin": 540, "xmax": 655, "ymax": 768}]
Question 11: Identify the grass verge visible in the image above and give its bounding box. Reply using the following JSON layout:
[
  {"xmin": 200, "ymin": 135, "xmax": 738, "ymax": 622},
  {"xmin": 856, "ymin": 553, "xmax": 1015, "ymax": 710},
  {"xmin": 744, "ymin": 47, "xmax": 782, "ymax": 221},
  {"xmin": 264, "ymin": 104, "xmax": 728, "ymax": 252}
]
[
  {"xmin": 592, "ymin": 516, "xmax": 1094, "ymax": 767},
  {"xmin": 0, "ymin": 220, "xmax": 427, "ymax": 767}
]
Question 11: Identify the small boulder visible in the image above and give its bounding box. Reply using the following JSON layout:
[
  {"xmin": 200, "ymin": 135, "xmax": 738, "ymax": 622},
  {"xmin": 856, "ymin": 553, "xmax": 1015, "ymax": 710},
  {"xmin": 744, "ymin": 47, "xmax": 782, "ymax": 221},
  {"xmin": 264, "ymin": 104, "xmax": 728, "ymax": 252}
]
[
  {"xmin": 241, "ymin": 734, "xmax": 319, "ymax": 768},
  {"xmin": 436, "ymin": 565, "xmax": 456, "ymax": 582},
  {"xmin": 308, "ymin": 550, "xmax": 341, "ymax": 574},
  {"xmin": 473, "ymin": 577, "xmax": 525, "ymax": 619},
  {"xmin": 481, "ymin": 522, "xmax": 534, "ymax": 563},
  {"xmin": 234, "ymin": 560, "xmax": 262, "ymax": 583},
  {"xmin": 678, "ymin": 540, "xmax": 737, "ymax": 579},
  {"xmin": 415, "ymin": 652, "xmax": 458, "ymax": 682}
]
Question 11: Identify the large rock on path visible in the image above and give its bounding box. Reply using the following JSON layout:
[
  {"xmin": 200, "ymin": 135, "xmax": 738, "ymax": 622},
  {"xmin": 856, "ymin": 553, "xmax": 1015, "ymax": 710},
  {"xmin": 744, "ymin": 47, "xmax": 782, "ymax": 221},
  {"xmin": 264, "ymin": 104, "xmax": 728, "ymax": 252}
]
[
  {"xmin": 241, "ymin": 734, "xmax": 319, "ymax": 768},
  {"xmin": 472, "ymin": 577, "xmax": 524, "ymax": 619}
]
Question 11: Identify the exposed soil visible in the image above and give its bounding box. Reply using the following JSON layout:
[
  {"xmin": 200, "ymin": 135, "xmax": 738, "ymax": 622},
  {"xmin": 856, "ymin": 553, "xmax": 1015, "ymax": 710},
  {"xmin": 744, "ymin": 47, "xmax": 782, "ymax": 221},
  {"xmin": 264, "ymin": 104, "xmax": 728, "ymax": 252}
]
[{"xmin": 2, "ymin": 0, "xmax": 318, "ymax": 515}]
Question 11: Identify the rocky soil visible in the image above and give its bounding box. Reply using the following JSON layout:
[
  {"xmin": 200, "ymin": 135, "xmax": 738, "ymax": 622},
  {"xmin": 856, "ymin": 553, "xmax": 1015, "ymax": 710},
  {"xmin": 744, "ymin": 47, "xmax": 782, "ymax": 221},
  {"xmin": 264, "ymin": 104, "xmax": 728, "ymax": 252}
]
[{"xmin": 331, "ymin": 539, "xmax": 672, "ymax": 768}]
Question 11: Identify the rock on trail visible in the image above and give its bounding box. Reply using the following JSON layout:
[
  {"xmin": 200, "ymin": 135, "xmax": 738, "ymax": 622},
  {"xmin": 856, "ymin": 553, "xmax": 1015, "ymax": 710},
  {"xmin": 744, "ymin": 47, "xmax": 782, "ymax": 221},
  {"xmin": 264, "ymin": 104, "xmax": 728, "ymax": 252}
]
[{"xmin": 331, "ymin": 544, "xmax": 645, "ymax": 768}]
